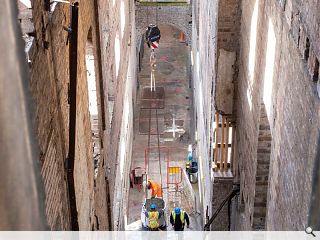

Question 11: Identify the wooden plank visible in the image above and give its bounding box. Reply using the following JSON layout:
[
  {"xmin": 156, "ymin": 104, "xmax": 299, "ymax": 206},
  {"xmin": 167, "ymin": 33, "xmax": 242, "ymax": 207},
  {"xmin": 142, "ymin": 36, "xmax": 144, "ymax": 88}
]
[
  {"xmin": 220, "ymin": 116, "xmax": 225, "ymax": 171},
  {"xmin": 230, "ymin": 126, "xmax": 235, "ymax": 174},
  {"xmin": 214, "ymin": 112, "xmax": 219, "ymax": 171},
  {"xmin": 224, "ymin": 121, "xmax": 229, "ymax": 171}
]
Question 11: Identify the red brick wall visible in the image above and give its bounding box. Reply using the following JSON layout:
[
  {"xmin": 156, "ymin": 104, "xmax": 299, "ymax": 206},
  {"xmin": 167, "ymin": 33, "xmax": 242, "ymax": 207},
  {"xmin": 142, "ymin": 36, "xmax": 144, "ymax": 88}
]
[{"xmin": 29, "ymin": 0, "xmax": 110, "ymax": 230}]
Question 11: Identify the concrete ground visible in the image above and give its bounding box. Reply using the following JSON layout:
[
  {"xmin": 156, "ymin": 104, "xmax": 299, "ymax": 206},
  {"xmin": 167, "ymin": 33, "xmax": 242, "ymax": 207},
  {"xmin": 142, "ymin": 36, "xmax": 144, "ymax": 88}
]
[{"xmin": 126, "ymin": 25, "xmax": 201, "ymax": 231}]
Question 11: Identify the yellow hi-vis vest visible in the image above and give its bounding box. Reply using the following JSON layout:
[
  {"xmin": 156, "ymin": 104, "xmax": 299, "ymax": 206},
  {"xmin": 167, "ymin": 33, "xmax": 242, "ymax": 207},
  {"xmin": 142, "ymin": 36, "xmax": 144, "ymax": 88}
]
[
  {"xmin": 148, "ymin": 211, "xmax": 160, "ymax": 229},
  {"xmin": 172, "ymin": 210, "xmax": 185, "ymax": 223}
]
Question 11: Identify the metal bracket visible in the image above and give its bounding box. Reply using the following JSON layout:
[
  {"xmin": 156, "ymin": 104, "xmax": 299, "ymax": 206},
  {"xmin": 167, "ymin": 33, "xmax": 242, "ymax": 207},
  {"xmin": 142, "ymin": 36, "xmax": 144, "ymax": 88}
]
[{"xmin": 63, "ymin": 26, "xmax": 72, "ymax": 45}]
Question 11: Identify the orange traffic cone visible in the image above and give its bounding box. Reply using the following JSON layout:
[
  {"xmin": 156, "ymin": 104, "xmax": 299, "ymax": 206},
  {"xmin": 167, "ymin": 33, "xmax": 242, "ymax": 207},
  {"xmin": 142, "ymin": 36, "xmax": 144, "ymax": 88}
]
[{"xmin": 179, "ymin": 32, "xmax": 185, "ymax": 43}]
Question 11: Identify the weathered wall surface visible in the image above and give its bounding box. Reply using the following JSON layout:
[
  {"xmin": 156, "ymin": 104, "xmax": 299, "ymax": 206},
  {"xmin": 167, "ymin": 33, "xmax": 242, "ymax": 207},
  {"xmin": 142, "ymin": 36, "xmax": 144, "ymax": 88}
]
[
  {"xmin": 233, "ymin": 0, "xmax": 320, "ymax": 230},
  {"xmin": 191, "ymin": 0, "xmax": 218, "ymax": 222},
  {"xmin": 29, "ymin": 1, "xmax": 71, "ymax": 230},
  {"xmin": 28, "ymin": 0, "xmax": 110, "ymax": 230},
  {"xmin": 211, "ymin": 178, "xmax": 233, "ymax": 230},
  {"xmin": 252, "ymin": 103, "xmax": 271, "ymax": 230},
  {"xmin": 215, "ymin": 0, "xmax": 241, "ymax": 115},
  {"xmin": 100, "ymin": 0, "xmax": 137, "ymax": 230},
  {"xmin": 216, "ymin": 49, "xmax": 236, "ymax": 114}
]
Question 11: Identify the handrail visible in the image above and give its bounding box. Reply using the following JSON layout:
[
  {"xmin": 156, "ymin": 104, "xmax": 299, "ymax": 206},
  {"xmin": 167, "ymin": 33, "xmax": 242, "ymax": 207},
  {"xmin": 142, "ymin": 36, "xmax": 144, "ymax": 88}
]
[{"xmin": 203, "ymin": 186, "xmax": 240, "ymax": 231}]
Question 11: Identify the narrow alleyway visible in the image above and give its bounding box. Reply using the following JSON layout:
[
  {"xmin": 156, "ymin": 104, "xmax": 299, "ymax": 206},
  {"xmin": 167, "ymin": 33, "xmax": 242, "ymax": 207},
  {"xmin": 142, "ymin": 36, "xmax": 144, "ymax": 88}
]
[{"xmin": 126, "ymin": 25, "xmax": 201, "ymax": 231}]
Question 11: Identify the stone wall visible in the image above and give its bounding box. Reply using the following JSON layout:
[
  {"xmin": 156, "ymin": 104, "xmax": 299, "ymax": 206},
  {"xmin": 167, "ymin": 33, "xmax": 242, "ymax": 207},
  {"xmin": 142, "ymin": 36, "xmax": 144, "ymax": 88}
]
[
  {"xmin": 215, "ymin": 0, "xmax": 241, "ymax": 115},
  {"xmin": 233, "ymin": 0, "xmax": 320, "ymax": 230},
  {"xmin": 29, "ymin": 1, "xmax": 70, "ymax": 230},
  {"xmin": 211, "ymin": 178, "xmax": 233, "ymax": 230},
  {"xmin": 135, "ymin": 4, "xmax": 192, "ymax": 45},
  {"xmin": 100, "ymin": 0, "xmax": 137, "ymax": 230},
  {"xmin": 252, "ymin": 103, "xmax": 271, "ymax": 230},
  {"xmin": 191, "ymin": 0, "xmax": 218, "ymax": 222},
  {"xmin": 28, "ymin": 0, "xmax": 110, "ymax": 230}
]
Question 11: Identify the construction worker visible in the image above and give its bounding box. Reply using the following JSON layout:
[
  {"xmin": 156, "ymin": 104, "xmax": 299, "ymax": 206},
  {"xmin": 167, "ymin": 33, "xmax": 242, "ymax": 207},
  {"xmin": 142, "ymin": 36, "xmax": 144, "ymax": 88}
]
[
  {"xmin": 186, "ymin": 152, "xmax": 192, "ymax": 172},
  {"xmin": 145, "ymin": 203, "xmax": 161, "ymax": 231},
  {"xmin": 145, "ymin": 24, "xmax": 161, "ymax": 49},
  {"xmin": 170, "ymin": 207, "xmax": 190, "ymax": 231},
  {"xmin": 143, "ymin": 180, "xmax": 162, "ymax": 198}
]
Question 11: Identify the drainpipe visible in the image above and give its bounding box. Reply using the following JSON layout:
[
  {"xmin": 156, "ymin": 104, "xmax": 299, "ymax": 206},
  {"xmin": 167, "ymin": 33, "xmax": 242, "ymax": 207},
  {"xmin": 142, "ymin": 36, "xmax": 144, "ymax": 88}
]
[{"xmin": 67, "ymin": 2, "xmax": 79, "ymax": 230}]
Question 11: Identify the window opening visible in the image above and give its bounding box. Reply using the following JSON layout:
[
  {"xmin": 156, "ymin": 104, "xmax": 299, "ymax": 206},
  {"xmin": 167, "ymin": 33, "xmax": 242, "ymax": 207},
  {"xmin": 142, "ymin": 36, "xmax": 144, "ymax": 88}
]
[
  {"xmin": 86, "ymin": 30, "xmax": 101, "ymax": 178},
  {"xmin": 313, "ymin": 58, "xmax": 319, "ymax": 83},
  {"xmin": 304, "ymin": 37, "xmax": 310, "ymax": 61}
]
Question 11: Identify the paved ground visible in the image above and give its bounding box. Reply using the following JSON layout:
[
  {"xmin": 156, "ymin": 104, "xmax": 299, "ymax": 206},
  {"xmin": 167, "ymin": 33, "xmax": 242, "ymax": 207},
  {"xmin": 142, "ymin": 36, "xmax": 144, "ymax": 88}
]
[{"xmin": 126, "ymin": 25, "xmax": 201, "ymax": 231}]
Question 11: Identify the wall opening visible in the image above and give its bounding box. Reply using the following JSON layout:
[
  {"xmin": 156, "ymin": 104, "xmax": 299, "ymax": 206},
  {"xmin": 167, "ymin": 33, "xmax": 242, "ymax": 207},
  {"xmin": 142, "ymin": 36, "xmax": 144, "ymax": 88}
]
[
  {"xmin": 304, "ymin": 37, "xmax": 310, "ymax": 61},
  {"xmin": 263, "ymin": 19, "xmax": 276, "ymax": 121},
  {"xmin": 85, "ymin": 28, "xmax": 101, "ymax": 179},
  {"xmin": 313, "ymin": 58, "xmax": 319, "ymax": 83},
  {"xmin": 17, "ymin": 0, "xmax": 35, "ymax": 65}
]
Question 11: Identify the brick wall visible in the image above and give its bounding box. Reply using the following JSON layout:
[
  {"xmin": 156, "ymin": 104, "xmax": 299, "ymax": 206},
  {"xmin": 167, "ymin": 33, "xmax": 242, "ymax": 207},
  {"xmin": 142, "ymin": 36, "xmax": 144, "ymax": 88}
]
[
  {"xmin": 29, "ymin": 1, "xmax": 71, "ymax": 230},
  {"xmin": 29, "ymin": 0, "xmax": 110, "ymax": 230},
  {"xmin": 211, "ymin": 178, "xmax": 233, "ymax": 230},
  {"xmin": 217, "ymin": 0, "xmax": 241, "ymax": 52},
  {"xmin": 252, "ymin": 103, "xmax": 271, "ymax": 230},
  {"xmin": 233, "ymin": 0, "xmax": 320, "ymax": 230},
  {"xmin": 215, "ymin": 0, "xmax": 241, "ymax": 115},
  {"xmin": 135, "ymin": 5, "xmax": 192, "ymax": 45},
  {"xmin": 191, "ymin": 0, "xmax": 218, "ymax": 222},
  {"xmin": 99, "ymin": 0, "xmax": 137, "ymax": 230}
]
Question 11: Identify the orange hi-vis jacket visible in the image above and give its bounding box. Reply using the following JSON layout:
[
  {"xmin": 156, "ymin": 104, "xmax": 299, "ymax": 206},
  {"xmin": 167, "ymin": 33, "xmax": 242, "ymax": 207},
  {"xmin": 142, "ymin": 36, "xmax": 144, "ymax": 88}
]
[{"xmin": 148, "ymin": 180, "xmax": 162, "ymax": 197}]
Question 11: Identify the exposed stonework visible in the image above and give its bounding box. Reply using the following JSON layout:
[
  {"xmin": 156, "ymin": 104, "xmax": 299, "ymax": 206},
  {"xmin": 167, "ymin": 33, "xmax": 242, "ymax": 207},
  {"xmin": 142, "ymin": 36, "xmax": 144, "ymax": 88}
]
[
  {"xmin": 215, "ymin": 0, "xmax": 241, "ymax": 115},
  {"xmin": 28, "ymin": 1, "xmax": 71, "ymax": 230},
  {"xmin": 216, "ymin": 49, "xmax": 236, "ymax": 114},
  {"xmin": 191, "ymin": 0, "xmax": 218, "ymax": 222},
  {"xmin": 252, "ymin": 103, "xmax": 271, "ymax": 230},
  {"xmin": 233, "ymin": 0, "xmax": 320, "ymax": 230},
  {"xmin": 217, "ymin": 0, "xmax": 241, "ymax": 52},
  {"xmin": 5, "ymin": 0, "xmax": 320, "ymax": 232},
  {"xmin": 211, "ymin": 178, "xmax": 233, "ymax": 230},
  {"xmin": 100, "ymin": 0, "xmax": 137, "ymax": 230},
  {"xmin": 27, "ymin": 0, "xmax": 111, "ymax": 230}
]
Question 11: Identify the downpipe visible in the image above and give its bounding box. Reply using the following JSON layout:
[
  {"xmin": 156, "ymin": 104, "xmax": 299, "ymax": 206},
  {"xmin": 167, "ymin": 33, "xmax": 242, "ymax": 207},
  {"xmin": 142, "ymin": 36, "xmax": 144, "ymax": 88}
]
[{"xmin": 67, "ymin": 2, "xmax": 80, "ymax": 231}]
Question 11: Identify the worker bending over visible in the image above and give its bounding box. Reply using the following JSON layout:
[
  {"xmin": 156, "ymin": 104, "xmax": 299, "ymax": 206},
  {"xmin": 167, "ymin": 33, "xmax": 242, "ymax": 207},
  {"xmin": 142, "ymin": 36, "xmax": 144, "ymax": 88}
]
[
  {"xmin": 144, "ymin": 180, "xmax": 162, "ymax": 198},
  {"xmin": 170, "ymin": 207, "xmax": 190, "ymax": 231}
]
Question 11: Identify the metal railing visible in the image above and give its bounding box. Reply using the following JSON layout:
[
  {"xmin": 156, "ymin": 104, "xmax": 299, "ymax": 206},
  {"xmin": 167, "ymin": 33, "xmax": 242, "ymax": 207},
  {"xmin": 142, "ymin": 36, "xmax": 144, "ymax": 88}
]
[{"xmin": 203, "ymin": 185, "xmax": 240, "ymax": 231}]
